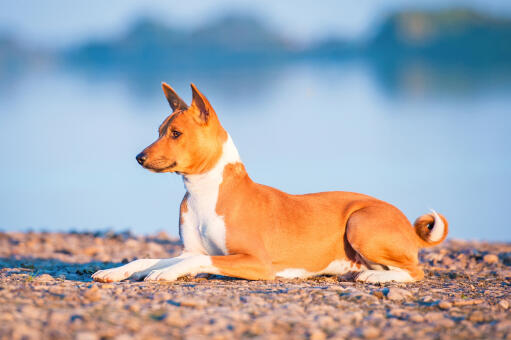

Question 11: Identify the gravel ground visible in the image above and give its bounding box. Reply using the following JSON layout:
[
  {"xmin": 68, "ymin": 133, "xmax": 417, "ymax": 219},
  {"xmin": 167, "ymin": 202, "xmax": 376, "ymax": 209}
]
[{"xmin": 0, "ymin": 231, "xmax": 510, "ymax": 340}]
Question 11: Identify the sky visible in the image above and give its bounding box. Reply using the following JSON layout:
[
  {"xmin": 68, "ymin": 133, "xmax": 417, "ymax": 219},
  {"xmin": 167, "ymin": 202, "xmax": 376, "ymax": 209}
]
[{"xmin": 1, "ymin": 0, "xmax": 511, "ymax": 48}]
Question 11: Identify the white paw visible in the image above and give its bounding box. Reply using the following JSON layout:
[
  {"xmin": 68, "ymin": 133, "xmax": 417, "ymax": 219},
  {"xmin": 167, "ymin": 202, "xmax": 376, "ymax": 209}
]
[
  {"xmin": 355, "ymin": 269, "xmax": 413, "ymax": 283},
  {"xmin": 144, "ymin": 269, "xmax": 181, "ymax": 282},
  {"xmin": 92, "ymin": 268, "xmax": 131, "ymax": 282}
]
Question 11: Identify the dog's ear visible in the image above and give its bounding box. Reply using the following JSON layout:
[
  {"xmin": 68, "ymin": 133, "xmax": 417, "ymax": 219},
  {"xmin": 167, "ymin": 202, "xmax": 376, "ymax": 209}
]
[
  {"xmin": 162, "ymin": 82, "xmax": 188, "ymax": 112},
  {"xmin": 190, "ymin": 83, "xmax": 215, "ymax": 124}
]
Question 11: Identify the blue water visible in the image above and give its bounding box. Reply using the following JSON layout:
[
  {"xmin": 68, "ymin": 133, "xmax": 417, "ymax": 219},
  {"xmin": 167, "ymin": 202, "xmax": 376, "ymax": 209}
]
[{"xmin": 1, "ymin": 62, "xmax": 510, "ymax": 240}]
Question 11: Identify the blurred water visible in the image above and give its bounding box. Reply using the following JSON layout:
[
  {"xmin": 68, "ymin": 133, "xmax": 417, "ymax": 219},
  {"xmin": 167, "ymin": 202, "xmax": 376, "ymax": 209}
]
[{"xmin": 0, "ymin": 62, "xmax": 510, "ymax": 240}]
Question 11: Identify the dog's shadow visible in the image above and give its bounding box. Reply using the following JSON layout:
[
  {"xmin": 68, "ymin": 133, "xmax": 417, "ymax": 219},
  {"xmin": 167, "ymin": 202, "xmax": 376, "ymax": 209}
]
[
  {"xmin": 0, "ymin": 257, "xmax": 123, "ymax": 283},
  {"xmin": 0, "ymin": 257, "xmax": 360, "ymax": 284},
  {"xmin": 0, "ymin": 257, "xmax": 255, "ymax": 283}
]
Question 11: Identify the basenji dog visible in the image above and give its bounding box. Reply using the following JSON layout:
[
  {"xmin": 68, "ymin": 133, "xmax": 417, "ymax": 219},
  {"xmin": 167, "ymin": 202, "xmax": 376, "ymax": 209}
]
[{"xmin": 92, "ymin": 83, "xmax": 448, "ymax": 283}]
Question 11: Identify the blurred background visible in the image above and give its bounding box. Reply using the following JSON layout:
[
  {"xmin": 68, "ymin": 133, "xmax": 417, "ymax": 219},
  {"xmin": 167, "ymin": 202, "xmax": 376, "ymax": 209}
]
[{"xmin": 1, "ymin": 0, "xmax": 510, "ymax": 240}]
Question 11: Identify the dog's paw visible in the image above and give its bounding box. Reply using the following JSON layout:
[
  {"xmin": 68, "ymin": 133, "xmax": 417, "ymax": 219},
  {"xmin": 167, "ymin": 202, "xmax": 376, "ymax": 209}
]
[
  {"xmin": 92, "ymin": 268, "xmax": 131, "ymax": 282},
  {"xmin": 144, "ymin": 269, "xmax": 180, "ymax": 282},
  {"xmin": 355, "ymin": 269, "xmax": 414, "ymax": 283}
]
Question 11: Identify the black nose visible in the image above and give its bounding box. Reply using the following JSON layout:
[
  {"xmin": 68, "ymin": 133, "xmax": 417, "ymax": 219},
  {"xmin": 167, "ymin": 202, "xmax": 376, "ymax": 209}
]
[{"xmin": 136, "ymin": 152, "xmax": 147, "ymax": 165}]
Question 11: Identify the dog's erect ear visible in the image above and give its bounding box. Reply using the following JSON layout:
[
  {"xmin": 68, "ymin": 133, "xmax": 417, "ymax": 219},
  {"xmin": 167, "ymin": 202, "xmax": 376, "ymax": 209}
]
[
  {"xmin": 162, "ymin": 82, "xmax": 188, "ymax": 112},
  {"xmin": 190, "ymin": 83, "xmax": 215, "ymax": 124}
]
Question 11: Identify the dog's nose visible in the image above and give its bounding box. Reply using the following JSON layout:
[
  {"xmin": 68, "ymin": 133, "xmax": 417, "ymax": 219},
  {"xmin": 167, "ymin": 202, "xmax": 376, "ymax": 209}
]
[{"xmin": 136, "ymin": 152, "xmax": 147, "ymax": 165}]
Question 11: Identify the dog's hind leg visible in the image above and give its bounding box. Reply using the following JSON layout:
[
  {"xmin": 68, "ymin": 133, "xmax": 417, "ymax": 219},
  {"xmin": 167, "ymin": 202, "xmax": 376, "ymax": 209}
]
[
  {"xmin": 92, "ymin": 254, "xmax": 190, "ymax": 282},
  {"xmin": 345, "ymin": 206, "xmax": 424, "ymax": 283}
]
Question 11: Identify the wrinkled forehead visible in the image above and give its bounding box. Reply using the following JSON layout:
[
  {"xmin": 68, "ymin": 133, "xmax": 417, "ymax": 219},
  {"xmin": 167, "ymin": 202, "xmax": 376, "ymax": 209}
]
[{"xmin": 158, "ymin": 110, "xmax": 187, "ymax": 135}]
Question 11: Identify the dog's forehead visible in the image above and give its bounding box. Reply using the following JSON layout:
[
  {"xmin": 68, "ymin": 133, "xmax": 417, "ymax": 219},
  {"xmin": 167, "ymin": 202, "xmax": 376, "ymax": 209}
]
[{"xmin": 159, "ymin": 111, "xmax": 184, "ymax": 133}]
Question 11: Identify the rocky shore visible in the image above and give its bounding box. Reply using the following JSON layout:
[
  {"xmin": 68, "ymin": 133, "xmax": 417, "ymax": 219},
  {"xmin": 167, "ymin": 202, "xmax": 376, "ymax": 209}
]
[{"xmin": 0, "ymin": 231, "xmax": 510, "ymax": 339}]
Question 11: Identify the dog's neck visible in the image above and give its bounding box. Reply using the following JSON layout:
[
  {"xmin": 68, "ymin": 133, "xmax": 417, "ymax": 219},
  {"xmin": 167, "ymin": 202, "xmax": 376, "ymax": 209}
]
[{"xmin": 182, "ymin": 134, "xmax": 242, "ymax": 198}]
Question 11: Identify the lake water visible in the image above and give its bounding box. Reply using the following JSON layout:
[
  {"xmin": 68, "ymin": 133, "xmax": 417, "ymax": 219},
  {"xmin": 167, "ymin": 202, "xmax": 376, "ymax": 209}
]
[{"xmin": 1, "ymin": 61, "xmax": 510, "ymax": 240}]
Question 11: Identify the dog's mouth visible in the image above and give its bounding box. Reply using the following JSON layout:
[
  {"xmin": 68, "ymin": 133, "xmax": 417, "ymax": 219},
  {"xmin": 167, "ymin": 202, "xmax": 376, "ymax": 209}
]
[{"xmin": 144, "ymin": 161, "xmax": 177, "ymax": 173}]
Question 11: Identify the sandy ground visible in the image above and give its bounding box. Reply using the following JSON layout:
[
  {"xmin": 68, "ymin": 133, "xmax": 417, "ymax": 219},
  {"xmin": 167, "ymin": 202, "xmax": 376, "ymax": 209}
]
[{"xmin": 0, "ymin": 231, "xmax": 510, "ymax": 340}]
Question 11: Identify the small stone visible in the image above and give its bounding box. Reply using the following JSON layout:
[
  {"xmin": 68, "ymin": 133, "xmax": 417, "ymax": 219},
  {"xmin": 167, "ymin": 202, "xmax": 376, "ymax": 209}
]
[
  {"xmin": 361, "ymin": 327, "xmax": 380, "ymax": 339},
  {"xmin": 438, "ymin": 301, "xmax": 452, "ymax": 310},
  {"xmin": 83, "ymin": 246, "xmax": 99, "ymax": 256},
  {"xmin": 114, "ymin": 335, "xmax": 134, "ymax": 340},
  {"xmin": 309, "ymin": 330, "xmax": 326, "ymax": 340},
  {"xmin": 128, "ymin": 304, "xmax": 141, "ymax": 313},
  {"xmin": 83, "ymin": 285, "xmax": 102, "ymax": 302},
  {"xmin": 35, "ymin": 273, "xmax": 54, "ymax": 282},
  {"xmin": 75, "ymin": 332, "xmax": 98, "ymax": 340},
  {"xmin": 165, "ymin": 312, "xmax": 186, "ymax": 328},
  {"xmin": 20, "ymin": 306, "xmax": 41, "ymax": 320},
  {"xmin": 497, "ymin": 320, "xmax": 511, "ymax": 332},
  {"xmin": 372, "ymin": 290, "xmax": 385, "ymax": 299},
  {"xmin": 425, "ymin": 312, "xmax": 444, "ymax": 322},
  {"xmin": 436, "ymin": 318, "xmax": 455, "ymax": 328},
  {"xmin": 101, "ymin": 284, "xmax": 115, "ymax": 289},
  {"xmin": 499, "ymin": 300, "xmax": 509, "ymax": 310},
  {"xmin": 422, "ymin": 296, "xmax": 434, "ymax": 303},
  {"xmin": 483, "ymin": 254, "xmax": 499, "ymax": 264},
  {"xmin": 388, "ymin": 308, "xmax": 406, "ymax": 318},
  {"xmin": 453, "ymin": 299, "xmax": 484, "ymax": 306},
  {"xmin": 168, "ymin": 298, "xmax": 207, "ymax": 308},
  {"xmin": 156, "ymin": 231, "xmax": 171, "ymax": 240},
  {"xmin": 468, "ymin": 311, "xmax": 484, "ymax": 323},
  {"xmin": 409, "ymin": 313, "xmax": 424, "ymax": 322},
  {"xmin": 441, "ymin": 256, "xmax": 454, "ymax": 266},
  {"xmin": 386, "ymin": 288, "xmax": 412, "ymax": 301}
]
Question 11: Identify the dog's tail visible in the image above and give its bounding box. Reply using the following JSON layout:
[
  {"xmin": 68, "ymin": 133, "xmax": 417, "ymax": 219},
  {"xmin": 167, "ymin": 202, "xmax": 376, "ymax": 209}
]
[{"xmin": 414, "ymin": 210, "xmax": 448, "ymax": 248}]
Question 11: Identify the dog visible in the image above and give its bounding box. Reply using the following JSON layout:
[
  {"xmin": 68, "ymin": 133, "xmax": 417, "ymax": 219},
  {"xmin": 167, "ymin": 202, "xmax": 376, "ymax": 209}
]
[{"xmin": 92, "ymin": 82, "xmax": 448, "ymax": 283}]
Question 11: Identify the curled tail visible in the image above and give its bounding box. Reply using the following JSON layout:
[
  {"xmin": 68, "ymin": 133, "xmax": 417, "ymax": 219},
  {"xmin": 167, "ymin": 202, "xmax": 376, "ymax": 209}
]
[{"xmin": 414, "ymin": 210, "xmax": 448, "ymax": 248}]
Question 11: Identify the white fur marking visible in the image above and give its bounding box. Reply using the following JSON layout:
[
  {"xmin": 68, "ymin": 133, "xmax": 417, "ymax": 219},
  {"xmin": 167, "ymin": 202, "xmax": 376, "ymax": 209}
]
[
  {"xmin": 92, "ymin": 256, "xmax": 187, "ymax": 282},
  {"xmin": 276, "ymin": 268, "xmax": 309, "ymax": 279},
  {"xmin": 356, "ymin": 267, "xmax": 414, "ymax": 283},
  {"xmin": 276, "ymin": 259, "xmax": 364, "ymax": 279},
  {"xmin": 428, "ymin": 209, "xmax": 445, "ymax": 242},
  {"xmin": 181, "ymin": 134, "xmax": 241, "ymax": 255},
  {"xmin": 144, "ymin": 254, "xmax": 220, "ymax": 281}
]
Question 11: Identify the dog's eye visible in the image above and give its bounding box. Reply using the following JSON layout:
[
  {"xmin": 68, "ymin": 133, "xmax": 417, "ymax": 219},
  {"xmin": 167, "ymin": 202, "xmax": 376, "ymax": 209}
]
[{"xmin": 171, "ymin": 130, "xmax": 182, "ymax": 139}]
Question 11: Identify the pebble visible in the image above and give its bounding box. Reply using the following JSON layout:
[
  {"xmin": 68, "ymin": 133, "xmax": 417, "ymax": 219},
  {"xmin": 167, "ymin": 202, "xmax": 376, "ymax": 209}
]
[
  {"xmin": 83, "ymin": 285, "xmax": 102, "ymax": 302},
  {"xmin": 114, "ymin": 335, "xmax": 134, "ymax": 340},
  {"xmin": 438, "ymin": 301, "xmax": 452, "ymax": 310},
  {"xmin": 35, "ymin": 273, "xmax": 54, "ymax": 282},
  {"xmin": 386, "ymin": 288, "xmax": 412, "ymax": 301},
  {"xmin": 128, "ymin": 304, "xmax": 141, "ymax": 313},
  {"xmin": 169, "ymin": 298, "xmax": 207, "ymax": 308},
  {"xmin": 408, "ymin": 313, "xmax": 424, "ymax": 322},
  {"xmin": 453, "ymin": 299, "xmax": 484, "ymax": 306},
  {"xmin": 361, "ymin": 327, "xmax": 380, "ymax": 339},
  {"xmin": 1, "ymin": 231, "xmax": 510, "ymax": 340},
  {"xmin": 309, "ymin": 330, "xmax": 326, "ymax": 340},
  {"xmin": 468, "ymin": 311, "xmax": 485, "ymax": 323},
  {"xmin": 483, "ymin": 254, "xmax": 499, "ymax": 264},
  {"xmin": 75, "ymin": 332, "xmax": 98, "ymax": 340},
  {"xmin": 496, "ymin": 320, "xmax": 511, "ymax": 332},
  {"xmin": 436, "ymin": 318, "xmax": 456, "ymax": 328},
  {"xmin": 499, "ymin": 300, "xmax": 509, "ymax": 310},
  {"xmin": 425, "ymin": 312, "xmax": 445, "ymax": 322}
]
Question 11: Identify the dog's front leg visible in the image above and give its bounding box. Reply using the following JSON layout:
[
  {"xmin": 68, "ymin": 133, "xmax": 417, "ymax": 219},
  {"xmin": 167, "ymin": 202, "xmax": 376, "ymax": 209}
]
[
  {"xmin": 144, "ymin": 254, "xmax": 273, "ymax": 281},
  {"xmin": 92, "ymin": 254, "xmax": 191, "ymax": 282}
]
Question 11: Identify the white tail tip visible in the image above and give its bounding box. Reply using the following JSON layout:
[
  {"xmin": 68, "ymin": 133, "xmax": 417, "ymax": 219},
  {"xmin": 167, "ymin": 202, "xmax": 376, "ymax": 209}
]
[{"xmin": 428, "ymin": 209, "xmax": 445, "ymax": 242}]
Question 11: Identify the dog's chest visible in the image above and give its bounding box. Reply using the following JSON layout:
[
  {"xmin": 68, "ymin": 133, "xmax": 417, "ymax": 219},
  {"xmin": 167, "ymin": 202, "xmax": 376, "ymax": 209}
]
[
  {"xmin": 180, "ymin": 188, "xmax": 228, "ymax": 256},
  {"xmin": 179, "ymin": 135, "xmax": 240, "ymax": 256}
]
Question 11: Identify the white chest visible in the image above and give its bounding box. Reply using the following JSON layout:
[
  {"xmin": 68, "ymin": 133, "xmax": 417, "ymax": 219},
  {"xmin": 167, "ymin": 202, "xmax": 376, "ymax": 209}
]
[
  {"xmin": 178, "ymin": 134, "xmax": 241, "ymax": 256},
  {"xmin": 180, "ymin": 194, "xmax": 228, "ymax": 256}
]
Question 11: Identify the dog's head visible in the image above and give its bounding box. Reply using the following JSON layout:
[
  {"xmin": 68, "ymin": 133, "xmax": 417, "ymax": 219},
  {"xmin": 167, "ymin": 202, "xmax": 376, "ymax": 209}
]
[{"xmin": 136, "ymin": 83, "xmax": 227, "ymax": 175}]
